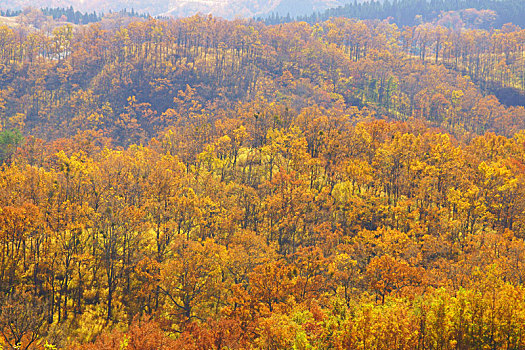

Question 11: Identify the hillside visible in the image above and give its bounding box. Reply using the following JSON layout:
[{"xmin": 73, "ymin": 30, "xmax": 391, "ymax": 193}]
[
  {"xmin": 161, "ymin": 0, "xmax": 283, "ymax": 18},
  {"xmin": 0, "ymin": 0, "xmax": 352, "ymax": 18},
  {"xmin": 0, "ymin": 14, "xmax": 18, "ymax": 25},
  {"xmin": 0, "ymin": 11, "xmax": 525, "ymax": 348},
  {"xmin": 270, "ymin": 0, "xmax": 525, "ymax": 28}
]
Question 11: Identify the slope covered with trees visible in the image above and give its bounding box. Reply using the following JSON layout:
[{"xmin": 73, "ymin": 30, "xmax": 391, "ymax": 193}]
[
  {"xmin": 265, "ymin": 0, "xmax": 525, "ymax": 29},
  {"xmin": 0, "ymin": 13, "xmax": 525, "ymax": 349}
]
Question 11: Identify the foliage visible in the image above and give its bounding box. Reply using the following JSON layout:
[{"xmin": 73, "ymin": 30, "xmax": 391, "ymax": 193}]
[{"xmin": 0, "ymin": 11, "xmax": 524, "ymax": 350}]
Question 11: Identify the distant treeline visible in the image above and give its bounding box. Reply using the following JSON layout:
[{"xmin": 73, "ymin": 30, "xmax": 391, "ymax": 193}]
[
  {"xmin": 43, "ymin": 7, "xmax": 99, "ymax": 24},
  {"xmin": 0, "ymin": 8, "xmax": 20, "ymax": 17},
  {"xmin": 0, "ymin": 7, "xmax": 149, "ymax": 24},
  {"xmin": 263, "ymin": 0, "xmax": 525, "ymax": 28}
]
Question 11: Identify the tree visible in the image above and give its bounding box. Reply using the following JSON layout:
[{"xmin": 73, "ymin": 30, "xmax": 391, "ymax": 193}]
[{"xmin": 0, "ymin": 292, "xmax": 48, "ymax": 350}]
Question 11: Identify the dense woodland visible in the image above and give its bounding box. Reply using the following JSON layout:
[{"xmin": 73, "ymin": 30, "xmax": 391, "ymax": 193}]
[
  {"xmin": 1, "ymin": 11, "xmax": 525, "ymax": 350},
  {"xmin": 265, "ymin": 0, "xmax": 525, "ymax": 28}
]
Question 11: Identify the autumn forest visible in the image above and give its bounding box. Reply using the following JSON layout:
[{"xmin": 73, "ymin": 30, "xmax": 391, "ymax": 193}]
[{"xmin": 1, "ymin": 6, "xmax": 525, "ymax": 349}]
